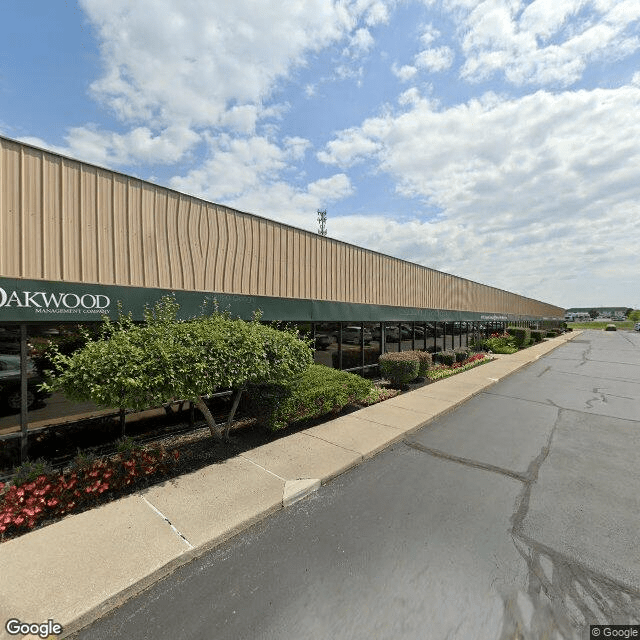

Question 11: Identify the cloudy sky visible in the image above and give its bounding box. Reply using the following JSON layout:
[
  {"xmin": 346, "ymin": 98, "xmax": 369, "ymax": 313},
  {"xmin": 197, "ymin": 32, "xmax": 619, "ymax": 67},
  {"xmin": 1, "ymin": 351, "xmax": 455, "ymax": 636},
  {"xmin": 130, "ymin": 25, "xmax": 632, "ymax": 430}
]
[{"xmin": 2, "ymin": 1, "xmax": 639, "ymax": 309}]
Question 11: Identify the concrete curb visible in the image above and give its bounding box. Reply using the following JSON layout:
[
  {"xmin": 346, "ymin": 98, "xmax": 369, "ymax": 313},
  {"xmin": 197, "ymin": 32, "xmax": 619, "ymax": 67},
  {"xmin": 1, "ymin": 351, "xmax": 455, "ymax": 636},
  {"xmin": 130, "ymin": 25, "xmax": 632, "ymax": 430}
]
[{"xmin": 0, "ymin": 332, "xmax": 580, "ymax": 640}]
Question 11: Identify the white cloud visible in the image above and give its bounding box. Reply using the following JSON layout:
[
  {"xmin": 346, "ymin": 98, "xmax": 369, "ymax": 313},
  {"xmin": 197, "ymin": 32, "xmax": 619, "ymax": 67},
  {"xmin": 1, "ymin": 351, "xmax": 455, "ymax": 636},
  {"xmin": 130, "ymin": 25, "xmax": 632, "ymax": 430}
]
[
  {"xmin": 415, "ymin": 46, "xmax": 454, "ymax": 72},
  {"xmin": 344, "ymin": 27, "xmax": 375, "ymax": 56},
  {"xmin": 307, "ymin": 173, "xmax": 354, "ymax": 200},
  {"xmin": 362, "ymin": 0, "xmax": 392, "ymax": 26},
  {"xmin": 319, "ymin": 85, "xmax": 640, "ymax": 305},
  {"xmin": 80, "ymin": 0, "xmax": 374, "ymax": 128},
  {"xmin": 20, "ymin": 124, "xmax": 200, "ymax": 167},
  {"xmin": 420, "ymin": 23, "xmax": 441, "ymax": 46},
  {"xmin": 392, "ymin": 63, "xmax": 418, "ymax": 81},
  {"xmin": 449, "ymin": 0, "xmax": 640, "ymax": 86},
  {"xmin": 168, "ymin": 133, "xmax": 352, "ymax": 229}
]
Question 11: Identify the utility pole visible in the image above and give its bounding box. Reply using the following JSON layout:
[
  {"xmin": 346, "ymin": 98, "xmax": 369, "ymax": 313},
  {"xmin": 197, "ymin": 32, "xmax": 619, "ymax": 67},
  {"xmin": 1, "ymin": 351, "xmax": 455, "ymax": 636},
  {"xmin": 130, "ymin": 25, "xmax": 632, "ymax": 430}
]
[{"xmin": 317, "ymin": 209, "xmax": 327, "ymax": 236}]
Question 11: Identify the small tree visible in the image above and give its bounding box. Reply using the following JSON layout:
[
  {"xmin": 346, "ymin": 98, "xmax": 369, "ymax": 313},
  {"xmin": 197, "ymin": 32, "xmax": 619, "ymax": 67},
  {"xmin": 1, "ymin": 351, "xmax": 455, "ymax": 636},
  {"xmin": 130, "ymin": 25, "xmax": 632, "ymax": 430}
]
[{"xmin": 44, "ymin": 297, "xmax": 313, "ymax": 440}]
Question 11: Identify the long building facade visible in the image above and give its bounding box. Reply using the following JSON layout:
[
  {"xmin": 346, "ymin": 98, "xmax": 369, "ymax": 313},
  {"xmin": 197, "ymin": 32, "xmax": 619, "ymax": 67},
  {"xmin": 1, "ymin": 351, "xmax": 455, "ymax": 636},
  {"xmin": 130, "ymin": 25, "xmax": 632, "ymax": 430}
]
[{"xmin": 0, "ymin": 135, "xmax": 564, "ymax": 466}]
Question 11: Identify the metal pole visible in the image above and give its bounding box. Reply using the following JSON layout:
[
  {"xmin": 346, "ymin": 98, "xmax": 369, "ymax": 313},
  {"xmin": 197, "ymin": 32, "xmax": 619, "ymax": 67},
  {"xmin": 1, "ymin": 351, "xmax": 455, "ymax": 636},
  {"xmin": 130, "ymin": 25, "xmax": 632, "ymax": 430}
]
[{"xmin": 20, "ymin": 324, "xmax": 28, "ymax": 463}]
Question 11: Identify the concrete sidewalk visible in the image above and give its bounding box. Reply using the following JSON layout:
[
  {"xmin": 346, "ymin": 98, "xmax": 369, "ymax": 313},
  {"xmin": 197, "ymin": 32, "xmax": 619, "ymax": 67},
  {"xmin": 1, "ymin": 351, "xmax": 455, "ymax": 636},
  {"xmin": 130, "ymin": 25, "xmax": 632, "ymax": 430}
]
[{"xmin": 0, "ymin": 332, "xmax": 578, "ymax": 639}]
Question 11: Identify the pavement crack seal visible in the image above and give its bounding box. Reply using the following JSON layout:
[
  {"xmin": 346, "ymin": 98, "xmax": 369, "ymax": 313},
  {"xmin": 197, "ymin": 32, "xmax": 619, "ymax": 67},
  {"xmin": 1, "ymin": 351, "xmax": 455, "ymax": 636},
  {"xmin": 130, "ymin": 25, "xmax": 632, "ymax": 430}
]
[
  {"xmin": 503, "ymin": 407, "xmax": 640, "ymax": 635},
  {"xmin": 141, "ymin": 496, "xmax": 194, "ymax": 549},
  {"xmin": 504, "ymin": 533, "xmax": 640, "ymax": 636},
  {"xmin": 510, "ymin": 408, "xmax": 560, "ymax": 535},
  {"xmin": 402, "ymin": 439, "xmax": 528, "ymax": 482}
]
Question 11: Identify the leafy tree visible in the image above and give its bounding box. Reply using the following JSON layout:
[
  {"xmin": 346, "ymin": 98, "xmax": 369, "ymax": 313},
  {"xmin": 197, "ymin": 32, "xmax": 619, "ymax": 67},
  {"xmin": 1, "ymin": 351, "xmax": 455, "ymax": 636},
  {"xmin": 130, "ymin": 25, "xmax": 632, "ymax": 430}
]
[
  {"xmin": 588, "ymin": 309, "xmax": 599, "ymax": 319},
  {"xmin": 43, "ymin": 297, "xmax": 313, "ymax": 440},
  {"xmin": 629, "ymin": 310, "xmax": 640, "ymax": 322}
]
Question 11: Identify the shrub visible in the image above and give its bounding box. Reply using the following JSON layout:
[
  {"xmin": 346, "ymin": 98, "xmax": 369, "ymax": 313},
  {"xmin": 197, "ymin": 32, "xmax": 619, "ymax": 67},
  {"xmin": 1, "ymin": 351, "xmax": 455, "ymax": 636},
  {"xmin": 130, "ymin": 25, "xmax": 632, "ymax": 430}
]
[
  {"xmin": 433, "ymin": 350, "xmax": 456, "ymax": 366},
  {"xmin": 453, "ymin": 347, "xmax": 470, "ymax": 363},
  {"xmin": 246, "ymin": 365, "xmax": 376, "ymax": 431},
  {"xmin": 427, "ymin": 353, "xmax": 490, "ymax": 380},
  {"xmin": 44, "ymin": 296, "xmax": 313, "ymax": 440},
  {"xmin": 530, "ymin": 329, "xmax": 546, "ymax": 343},
  {"xmin": 11, "ymin": 459, "xmax": 55, "ymax": 487},
  {"xmin": 506, "ymin": 326, "xmax": 531, "ymax": 348},
  {"xmin": 399, "ymin": 350, "xmax": 432, "ymax": 377},
  {"xmin": 484, "ymin": 334, "xmax": 518, "ymax": 354},
  {"xmin": 379, "ymin": 351, "xmax": 420, "ymax": 386}
]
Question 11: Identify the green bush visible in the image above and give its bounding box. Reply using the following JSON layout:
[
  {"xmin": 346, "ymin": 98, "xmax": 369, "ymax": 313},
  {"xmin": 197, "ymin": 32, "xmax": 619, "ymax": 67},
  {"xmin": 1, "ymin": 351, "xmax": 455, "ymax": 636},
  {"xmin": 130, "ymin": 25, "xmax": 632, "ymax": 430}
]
[
  {"xmin": 453, "ymin": 347, "xmax": 470, "ymax": 363},
  {"xmin": 246, "ymin": 364, "xmax": 376, "ymax": 431},
  {"xmin": 402, "ymin": 350, "xmax": 432, "ymax": 377},
  {"xmin": 530, "ymin": 329, "xmax": 546, "ymax": 343},
  {"xmin": 45, "ymin": 296, "xmax": 313, "ymax": 440},
  {"xmin": 433, "ymin": 350, "xmax": 456, "ymax": 366},
  {"xmin": 506, "ymin": 326, "xmax": 531, "ymax": 348},
  {"xmin": 484, "ymin": 334, "xmax": 518, "ymax": 354},
  {"xmin": 10, "ymin": 458, "xmax": 55, "ymax": 487},
  {"xmin": 379, "ymin": 351, "xmax": 420, "ymax": 386}
]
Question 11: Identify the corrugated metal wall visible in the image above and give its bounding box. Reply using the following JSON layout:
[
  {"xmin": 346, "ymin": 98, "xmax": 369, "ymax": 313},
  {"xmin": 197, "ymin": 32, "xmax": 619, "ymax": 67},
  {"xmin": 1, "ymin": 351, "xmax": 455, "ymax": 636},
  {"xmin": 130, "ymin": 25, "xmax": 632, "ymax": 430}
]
[{"xmin": 0, "ymin": 136, "xmax": 564, "ymax": 318}]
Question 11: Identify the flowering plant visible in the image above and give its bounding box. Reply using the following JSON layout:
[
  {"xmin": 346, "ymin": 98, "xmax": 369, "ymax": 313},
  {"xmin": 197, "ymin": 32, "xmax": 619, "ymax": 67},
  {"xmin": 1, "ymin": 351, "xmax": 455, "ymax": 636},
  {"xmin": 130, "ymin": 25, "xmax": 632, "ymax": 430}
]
[
  {"xmin": 0, "ymin": 444, "xmax": 179, "ymax": 541},
  {"xmin": 427, "ymin": 354, "xmax": 492, "ymax": 381}
]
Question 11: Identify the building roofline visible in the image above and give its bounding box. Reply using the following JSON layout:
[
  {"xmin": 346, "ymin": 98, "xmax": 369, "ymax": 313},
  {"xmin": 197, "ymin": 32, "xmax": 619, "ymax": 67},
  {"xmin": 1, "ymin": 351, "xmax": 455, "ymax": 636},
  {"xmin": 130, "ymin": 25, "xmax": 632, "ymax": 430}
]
[{"xmin": 0, "ymin": 133, "xmax": 562, "ymax": 311}]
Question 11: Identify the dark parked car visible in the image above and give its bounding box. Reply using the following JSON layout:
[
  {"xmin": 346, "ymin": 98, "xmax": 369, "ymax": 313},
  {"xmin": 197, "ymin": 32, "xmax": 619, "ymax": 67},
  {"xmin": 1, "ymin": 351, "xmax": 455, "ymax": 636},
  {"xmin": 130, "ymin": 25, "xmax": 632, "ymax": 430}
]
[
  {"xmin": 314, "ymin": 333, "xmax": 335, "ymax": 350},
  {"xmin": 0, "ymin": 355, "xmax": 50, "ymax": 411}
]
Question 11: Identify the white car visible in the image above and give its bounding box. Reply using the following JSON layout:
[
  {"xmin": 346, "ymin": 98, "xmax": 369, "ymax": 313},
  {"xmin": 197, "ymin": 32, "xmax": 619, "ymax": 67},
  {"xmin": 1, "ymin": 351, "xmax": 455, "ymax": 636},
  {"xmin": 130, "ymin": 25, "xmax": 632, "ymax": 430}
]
[
  {"xmin": 341, "ymin": 326, "xmax": 373, "ymax": 344},
  {"xmin": 635, "ymin": 322, "xmax": 640, "ymax": 331}
]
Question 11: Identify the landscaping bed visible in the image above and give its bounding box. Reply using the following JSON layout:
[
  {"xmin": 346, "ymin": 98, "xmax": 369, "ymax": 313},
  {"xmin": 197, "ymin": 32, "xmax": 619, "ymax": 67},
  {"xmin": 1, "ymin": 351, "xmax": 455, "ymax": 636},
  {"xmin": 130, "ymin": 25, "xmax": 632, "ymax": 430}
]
[{"xmin": 0, "ymin": 352, "xmax": 498, "ymax": 543}]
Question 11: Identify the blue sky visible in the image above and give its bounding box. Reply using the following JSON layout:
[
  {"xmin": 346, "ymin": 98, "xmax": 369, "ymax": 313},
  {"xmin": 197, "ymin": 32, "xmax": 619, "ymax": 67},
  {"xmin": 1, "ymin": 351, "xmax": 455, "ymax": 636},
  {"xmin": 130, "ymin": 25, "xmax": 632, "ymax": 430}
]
[{"xmin": 2, "ymin": 0, "xmax": 639, "ymax": 309}]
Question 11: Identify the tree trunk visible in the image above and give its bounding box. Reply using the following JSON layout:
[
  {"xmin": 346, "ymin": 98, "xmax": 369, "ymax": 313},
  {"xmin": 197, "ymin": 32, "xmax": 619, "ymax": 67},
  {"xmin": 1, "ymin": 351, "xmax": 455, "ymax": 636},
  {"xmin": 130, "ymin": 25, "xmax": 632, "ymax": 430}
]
[
  {"xmin": 223, "ymin": 383, "xmax": 246, "ymax": 441},
  {"xmin": 195, "ymin": 397, "xmax": 222, "ymax": 439}
]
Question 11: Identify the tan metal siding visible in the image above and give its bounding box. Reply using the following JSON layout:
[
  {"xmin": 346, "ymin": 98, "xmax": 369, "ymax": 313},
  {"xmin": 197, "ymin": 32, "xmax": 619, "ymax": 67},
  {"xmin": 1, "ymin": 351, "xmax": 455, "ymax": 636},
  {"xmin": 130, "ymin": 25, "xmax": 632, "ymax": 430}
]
[{"xmin": 0, "ymin": 136, "xmax": 565, "ymax": 318}]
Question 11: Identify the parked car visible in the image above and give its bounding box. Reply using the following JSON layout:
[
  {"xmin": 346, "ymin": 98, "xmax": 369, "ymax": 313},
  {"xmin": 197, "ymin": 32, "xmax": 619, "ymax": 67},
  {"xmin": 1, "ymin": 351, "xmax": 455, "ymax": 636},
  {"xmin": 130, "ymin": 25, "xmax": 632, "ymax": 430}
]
[
  {"xmin": 635, "ymin": 322, "xmax": 640, "ymax": 332},
  {"xmin": 341, "ymin": 326, "xmax": 372, "ymax": 345},
  {"xmin": 0, "ymin": 355, "xmax": 50, "ymax": 411},
  {"xmin": 314, "ymin": 333, "xmax": 335, "ymax": 350},
  {"xmin": 605, "ymin": 324, "xmax": 617, "ymax": 331}
]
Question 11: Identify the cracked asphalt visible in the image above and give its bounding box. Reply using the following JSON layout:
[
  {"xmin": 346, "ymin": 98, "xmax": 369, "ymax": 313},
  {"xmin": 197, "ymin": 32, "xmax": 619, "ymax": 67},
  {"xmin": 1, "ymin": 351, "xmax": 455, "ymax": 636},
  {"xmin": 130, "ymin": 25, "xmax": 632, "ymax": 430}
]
[{"xmin": 75, "ymin": 330, "xmax": 640, "ymax": 640}]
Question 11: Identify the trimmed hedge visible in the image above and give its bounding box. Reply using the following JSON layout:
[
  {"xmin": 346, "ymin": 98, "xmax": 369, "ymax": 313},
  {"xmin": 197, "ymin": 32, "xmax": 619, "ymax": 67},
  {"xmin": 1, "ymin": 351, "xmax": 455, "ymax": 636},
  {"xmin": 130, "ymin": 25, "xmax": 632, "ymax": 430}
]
[
  {"xmin": 506, "ymin": 326, "xmax": 531, "ymax": 348},
  {"xmin": 530, "ymin": 329, "xmax": 546, "ymax": 343},
  {"xmin": 243, "ymin": 364, "xmax": 376, "ymax": 431},
  {"xmin": 379, "ymin": 351, "xmax": 420, "ymax": 386},
  {"xmin": 402, "ymin": 350, "xmax": 432, "ymax": 377},
  {"xmin": 433, "ymin": 350, "xmax": 456, "ymax": 366},
  {"xmin": 483, "ymin": 334, "xmax": 518, "ymax": 354}
]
